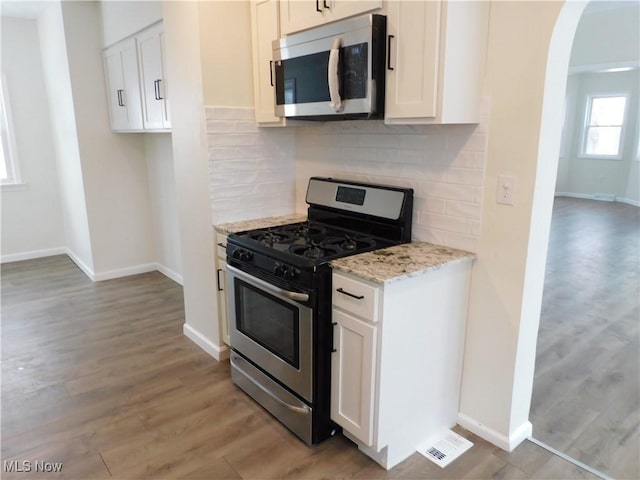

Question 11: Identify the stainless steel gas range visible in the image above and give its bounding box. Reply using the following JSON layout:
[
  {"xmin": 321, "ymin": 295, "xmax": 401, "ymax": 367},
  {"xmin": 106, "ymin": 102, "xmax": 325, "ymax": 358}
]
[{"xmin": 225, "ymin": 177, "xmax": 413, "ymax": 445}]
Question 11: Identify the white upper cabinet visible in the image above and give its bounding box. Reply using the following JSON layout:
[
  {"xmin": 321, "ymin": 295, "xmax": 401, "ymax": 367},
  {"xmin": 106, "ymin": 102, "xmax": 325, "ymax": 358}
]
[
  {"xmin": 280, "ymin": 0, "xmax": 382, "ymax": 35},
  {"xmin": 251, "ymin": 0, "xmax": 284, "ymax": 125},
  {"xmin": 384, "ymin": 0, "xmax": 490, "ymax": 124},
  {"xmin": 137, "ymin": 22, "xmax": 171, "ymax": 131},
  {"xmin": 103, "ymin": 38, "xmax": 143, "ymax": 131}
]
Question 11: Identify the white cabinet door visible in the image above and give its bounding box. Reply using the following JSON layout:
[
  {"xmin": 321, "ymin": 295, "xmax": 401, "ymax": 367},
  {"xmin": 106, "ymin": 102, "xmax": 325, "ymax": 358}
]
[
  {"xmin": 103, "ymin": 38, "xmax": 143, "ymax": 131},
  {"xmin": 251, "ymin": 0, "xmax": 283, "ymax": 124},
  {"xmin": 328, "ymin": 0, "xmax": 381, "ymax": 23},
  {"xmin": 280, "ymin": 0, "xmax": 381, "ymax": 35},
  {"xmin": 279, "ymin": 0, "xmax": 327, "ymax": 35},
  {"xmin": 137, "ymin": 23, "xmax": 171, "ymax": 130},
  {"xmin": 385, "ymin": 0, "xmax": 441, "ymax": 120},
  {"xmin": 331, "ymin": 308, "xmax": 377, "ymax": 446}
]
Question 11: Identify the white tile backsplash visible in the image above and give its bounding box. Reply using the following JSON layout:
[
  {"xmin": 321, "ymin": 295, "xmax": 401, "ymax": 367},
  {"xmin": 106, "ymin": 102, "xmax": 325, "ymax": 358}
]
[
  {"xmin": 294, "ymin": 112, "xmax": 489, "ymax": 252},
  {"xmin": 206, "ymin": 107, "xmax": 296, "ymax": 225},
  {"xmin": 207, "ymin": 105, "xmax": 489, "ymax": 252}
]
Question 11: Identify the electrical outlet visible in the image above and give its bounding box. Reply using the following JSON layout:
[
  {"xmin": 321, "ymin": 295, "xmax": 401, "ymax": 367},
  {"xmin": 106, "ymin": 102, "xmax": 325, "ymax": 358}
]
[{"xmin": 497, "ymin": 175, "xmax": 516, "ymax": 205}]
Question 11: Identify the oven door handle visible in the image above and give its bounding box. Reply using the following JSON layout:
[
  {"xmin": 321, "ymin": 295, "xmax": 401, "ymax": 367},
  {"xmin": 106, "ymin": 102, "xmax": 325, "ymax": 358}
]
[
  {"xmin": 232, "ymin": 353, "xmax": 311, "ymax": 414},
  {"xmin": 226, "ymin": 264, "xmax": 310, "ymax": 303}
]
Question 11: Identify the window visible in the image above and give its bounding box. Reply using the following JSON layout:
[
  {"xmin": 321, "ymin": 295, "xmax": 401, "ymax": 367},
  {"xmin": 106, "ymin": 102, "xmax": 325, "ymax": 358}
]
[
  {"xmin": 1, "ymin": 73, "xmax": 21, "ymax": 185},
  {"xmin": 581, "ymin": 94, "xmax": 628, "ymax": 158}
]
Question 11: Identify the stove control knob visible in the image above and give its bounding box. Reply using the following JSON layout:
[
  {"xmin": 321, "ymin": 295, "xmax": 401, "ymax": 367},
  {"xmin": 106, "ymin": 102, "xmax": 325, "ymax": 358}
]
[
  {"xmin": 287, "ymin": 268, "xmax": 300, "ymax": 280},
  {"xmin": 232, "ymin": 248, "xmax": 242, "ymax": 259},
  {"xmin": 274, "ymin": 264, "xmax": 285, "ymax": 277},
  {"xmin": 239, "ymin": 250, "xmax": 253, "ymax": 262}
]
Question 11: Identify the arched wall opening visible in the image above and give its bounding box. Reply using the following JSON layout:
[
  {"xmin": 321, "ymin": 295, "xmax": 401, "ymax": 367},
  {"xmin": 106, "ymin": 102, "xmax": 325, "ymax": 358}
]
[{"xmin": 458, "ymin": 0, "xmax": 589, "ymax": 451}]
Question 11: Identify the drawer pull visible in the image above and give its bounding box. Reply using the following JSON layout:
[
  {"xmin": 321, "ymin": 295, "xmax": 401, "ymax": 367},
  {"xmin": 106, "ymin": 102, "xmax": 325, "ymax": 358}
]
[
  {"xmin": 216, "ymin": 268, "xmax": 224, "ymax": 291},
  {"xmin": 336, "ymin": 288, "xmax": 364, "ymax": 300},
  {"xmin": 217, "ymin": 242, "xmax": 227, "ymax": 248}
]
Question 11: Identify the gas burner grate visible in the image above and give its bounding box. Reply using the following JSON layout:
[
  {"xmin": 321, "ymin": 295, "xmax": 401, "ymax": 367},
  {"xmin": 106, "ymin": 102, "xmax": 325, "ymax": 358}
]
[
  {"xmin": 321, "ymin": 234, "xmax": 376, "ymax": 252},
  {"xmin": 281, "ymin": 222, "xmax": 326, "ymax": 239},
  {"xmin": 288, "ymin": 241, "xmax": 342, "ymax": 260},
  {"xmin": 247, "ymin": 229, "xmax": 296, "ymax": 246}
]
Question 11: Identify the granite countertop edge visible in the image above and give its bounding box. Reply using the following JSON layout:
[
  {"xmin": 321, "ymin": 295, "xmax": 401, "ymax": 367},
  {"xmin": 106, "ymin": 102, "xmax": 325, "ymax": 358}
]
[
  {"xmin": 330, "ymin": 242, "xmax": 476, "ymax": 285},
  {"xmin": 214, "ymin": 213, "xmax": 307, "ymax": 235}
]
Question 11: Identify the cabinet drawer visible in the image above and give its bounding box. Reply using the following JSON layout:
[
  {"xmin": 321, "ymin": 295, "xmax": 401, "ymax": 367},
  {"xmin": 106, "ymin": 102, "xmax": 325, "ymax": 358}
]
[{"xmin": 332, "ymin": 273, "xmax": 379, "ymax": 321}]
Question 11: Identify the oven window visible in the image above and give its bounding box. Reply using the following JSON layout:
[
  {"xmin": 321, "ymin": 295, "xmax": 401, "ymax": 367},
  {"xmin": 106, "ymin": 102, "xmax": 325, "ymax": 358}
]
[{"xmin": 235, "ymin": 281, "xmax": 300, "ymax": 369}]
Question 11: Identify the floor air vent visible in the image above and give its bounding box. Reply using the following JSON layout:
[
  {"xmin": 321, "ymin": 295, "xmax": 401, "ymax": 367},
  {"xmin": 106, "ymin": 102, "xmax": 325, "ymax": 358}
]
[{"xmin": 418, "ymin": 430, "xmax": 474, "ymax": 468}]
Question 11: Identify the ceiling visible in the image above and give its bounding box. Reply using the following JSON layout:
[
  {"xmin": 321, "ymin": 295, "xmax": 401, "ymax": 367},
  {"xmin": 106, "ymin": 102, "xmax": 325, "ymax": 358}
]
[{"xmin": 1, "ymin": 1, "xmax": 53, "ymax": 19}]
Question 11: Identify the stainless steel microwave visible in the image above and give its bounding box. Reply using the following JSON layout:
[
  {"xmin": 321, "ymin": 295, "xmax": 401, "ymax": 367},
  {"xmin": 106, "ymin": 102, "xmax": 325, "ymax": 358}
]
[{"xmin": 272, "ymin": 14, "xmax": 386, "ymax": 121}]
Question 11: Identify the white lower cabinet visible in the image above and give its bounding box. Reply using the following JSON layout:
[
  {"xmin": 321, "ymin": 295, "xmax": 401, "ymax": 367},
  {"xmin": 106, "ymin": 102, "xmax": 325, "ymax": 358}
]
[
  {"xmin": 331, "ymin": 309, "xmax": 377, "ymax": 446},
  {"xmin": 331, "ymin": 261, "xmax": 473, "ymax": 469},
  {"xmin": 215, "ymin": 233, "xmax": 230, "ymax": 346}
]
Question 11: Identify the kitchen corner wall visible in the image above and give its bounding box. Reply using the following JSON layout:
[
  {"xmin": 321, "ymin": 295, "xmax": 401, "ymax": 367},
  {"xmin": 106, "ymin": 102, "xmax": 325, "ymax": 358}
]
[
  {"xmin": 294, "ymin": 104, "xmax": 490, "ymax": 253},
  {"xmin": 206, "ymin": 107, "xmax": 296, "ymax": 224}
]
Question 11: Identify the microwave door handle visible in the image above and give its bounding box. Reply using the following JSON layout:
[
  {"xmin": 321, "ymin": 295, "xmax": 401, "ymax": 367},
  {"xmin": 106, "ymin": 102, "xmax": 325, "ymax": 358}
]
[{"xmin": 328, "ymin": 38, "xmax": 344, "ymax": 113}]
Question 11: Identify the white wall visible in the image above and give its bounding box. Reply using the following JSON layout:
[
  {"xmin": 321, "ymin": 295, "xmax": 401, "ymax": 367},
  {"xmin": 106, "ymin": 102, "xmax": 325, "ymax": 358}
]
[
  {"xmin": 294, "ymin": 114, "xmax": 488, "ymax": 252},
  {"xmin": 0, "ymin": 16, "xmax": 65, "ymax": 261},
  {"xmin": 37, "ymin": 1, "xmax": 95, "ymax": 273},
  {"xmin": 163, "ymin": 1, "xmax": 223, "ymax": 358},
  {"xmin": 458, "ymin": 0, "xmax": 584, "ymax": 450},
  {"xmin": 556, "ymin": 69, "xmax": 639, "ymax": 203},
  {"xmin": 100, "ymin": 0, "xmax": 162, "ymax": 47},
  {"xmin": 99, "ymin": 0, "xmax": 182, "ymax": 281},
  {"xmin": 60, "ymin": 0, "xmax": 156, "ymax": 279},
  {"xmin": 144, "ymin": 134, "xmax": 182, "ymax": 283},
  {"xmin": 198, "ymin": 1, "xmax": 254, "ymax": 108}
]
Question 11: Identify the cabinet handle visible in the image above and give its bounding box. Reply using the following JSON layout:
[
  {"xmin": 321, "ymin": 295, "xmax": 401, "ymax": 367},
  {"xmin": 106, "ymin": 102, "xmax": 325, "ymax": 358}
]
[
  {"xmin": 216, "ymin": 268, "xmax": 224, "ymax": 292},
  {"xmin": 331, "ymin": 322, "xmax": 337, "ymax": 353},
  {"xmin": 315, "ymin": 0, "xmax": 322, "ymax": 12},
  {"xmin": 217, "ymin": 242, "xmax": 227, "ymax": 249},
  {"xmin": 323, "ymin": 0, "xmax": 330, "ymax": 9},
  {"xmin": 387, "ymin": 35, "xmax": 395, "ymax": 71},
  {"xmin": 269, "ymin": 60, "xmax": 274, "ymax": 87},
  {"xmin": 153, "ymin": 78, "xmax": 164, "ymax": 100},
  {"xmin": 336, "ymin": 288, "xmax": 364, "ymax": 300},
  {"xmin": 116, "ymin": 89, "xmax": 125, "ymax": 107},
  {"xmin": 153, "ymin": 80, "xmax": 159, "ymax": 100}
]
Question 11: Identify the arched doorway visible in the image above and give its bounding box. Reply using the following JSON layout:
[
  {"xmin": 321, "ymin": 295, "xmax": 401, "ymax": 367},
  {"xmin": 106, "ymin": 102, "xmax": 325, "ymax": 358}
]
[{"xmin": 529, "ymin": 2, "xmax": 640, "ymax": 479}]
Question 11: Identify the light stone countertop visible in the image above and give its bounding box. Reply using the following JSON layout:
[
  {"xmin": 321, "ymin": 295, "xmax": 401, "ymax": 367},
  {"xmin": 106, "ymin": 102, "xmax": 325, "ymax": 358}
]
[
  {"xmin": 214, "ymin": 214, "xmax": 307, "ymax": 235},
  {"xmin": 331, "ymin": 242, "xmax": 475, "ymax": 285}
]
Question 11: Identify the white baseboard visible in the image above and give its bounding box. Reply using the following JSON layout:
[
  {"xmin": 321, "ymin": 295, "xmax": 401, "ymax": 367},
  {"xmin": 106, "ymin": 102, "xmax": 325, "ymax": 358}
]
[
  {"xmin": 555, "ymin": 192, "xmax": 640, "ymax": 206},
  {"xmin": 616, "ymin": 197, "xmax": 640, "ymax": 207},
  {"xmin": 1, "ymin": 247, "xmax": 67, "ymax": 264},
  {"xmin": 156, "ymin": 264, "xmax": 183, "ymax": 285},
  {"xmin": 65, "ymin": 248, "xmax": 97, "ymax": 280},
  {"xmin": 92, "ymin": 263, "xmax": 157, "ymax": 282},
  {"xmin": 183, "ymin": 323, "xmax": 229, "ymax": 362},
  {"xmin": 457, "ymin": 413, "xmax": 532, "ymax": 452}
]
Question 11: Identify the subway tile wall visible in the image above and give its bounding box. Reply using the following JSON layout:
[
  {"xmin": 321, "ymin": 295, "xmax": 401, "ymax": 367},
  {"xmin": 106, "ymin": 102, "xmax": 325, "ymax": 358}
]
[
  {"xmin": 294, "ymin": 108, "xmax": 489, "ymax": 252},
  {"xmin": 207, "ymin": 105, "xmax": 489, "ymax": 252},
  {"xmin": 206, "ymin": 107, "xmax": 296, "ymax": 224}
]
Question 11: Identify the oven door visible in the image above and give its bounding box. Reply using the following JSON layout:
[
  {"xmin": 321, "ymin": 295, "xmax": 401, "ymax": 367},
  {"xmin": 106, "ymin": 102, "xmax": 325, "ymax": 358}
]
[{"xmin": 226, "ymin": 264, "xmax": 313, "ymax": 403}]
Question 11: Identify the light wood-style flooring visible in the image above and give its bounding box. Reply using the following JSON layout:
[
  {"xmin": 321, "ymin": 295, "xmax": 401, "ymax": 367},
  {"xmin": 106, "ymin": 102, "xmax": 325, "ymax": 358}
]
[
  {"xmin": 531, "ymin": 197, "xmax": 640, "ymax": 480},
  {"xmin": 2, "ymin": 254, "xmax": 603, "ymax": 479}
]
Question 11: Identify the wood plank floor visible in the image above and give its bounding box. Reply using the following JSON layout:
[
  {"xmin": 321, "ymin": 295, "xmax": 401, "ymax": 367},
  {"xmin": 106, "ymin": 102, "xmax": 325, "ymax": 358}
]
[
  {"xmin": 530, "ymin": 197, "xmax": 640, "ymax": 480},
  {"xmin": 2, "ymin": 254, "xmax": 601, "ymax": 479}
]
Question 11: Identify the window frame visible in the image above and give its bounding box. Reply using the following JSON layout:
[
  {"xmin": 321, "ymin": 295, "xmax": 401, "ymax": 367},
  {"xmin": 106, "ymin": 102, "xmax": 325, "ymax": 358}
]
[
  {"xmin": 1, "ymin": 73, "xmax": 23, "ymax": 186},
  {"xmin": 579, "ymin": 92, "xmax": 629, "ymax": 160}
]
